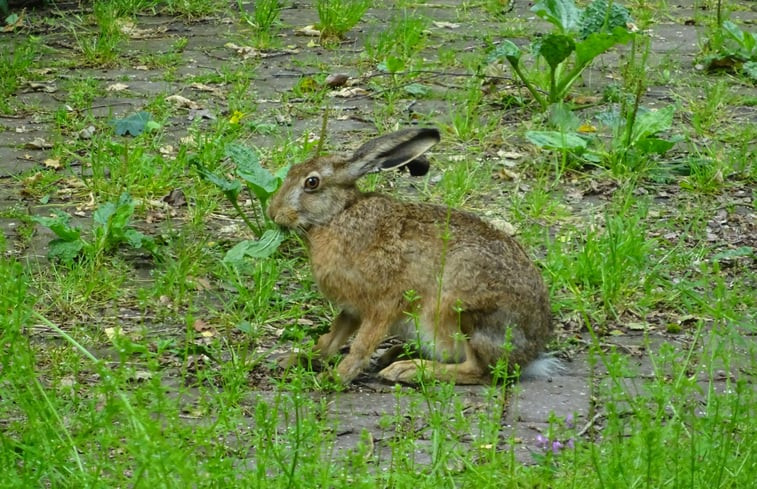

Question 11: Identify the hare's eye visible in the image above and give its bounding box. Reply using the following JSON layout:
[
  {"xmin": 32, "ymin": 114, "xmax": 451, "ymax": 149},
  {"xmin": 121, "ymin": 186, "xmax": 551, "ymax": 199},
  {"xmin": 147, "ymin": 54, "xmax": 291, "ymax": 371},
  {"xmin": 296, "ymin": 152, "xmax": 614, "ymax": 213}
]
[{"xmin": 303, "ymin": 176, "xmax": 320, "ymax": 191}]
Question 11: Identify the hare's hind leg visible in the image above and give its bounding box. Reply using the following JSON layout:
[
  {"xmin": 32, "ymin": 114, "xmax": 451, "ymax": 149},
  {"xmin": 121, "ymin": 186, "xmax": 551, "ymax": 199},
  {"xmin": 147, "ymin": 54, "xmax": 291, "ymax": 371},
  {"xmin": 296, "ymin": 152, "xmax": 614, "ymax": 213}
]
[{"xmin": 378, "ymin": 343, "xmax": 489, "ymax": 384}]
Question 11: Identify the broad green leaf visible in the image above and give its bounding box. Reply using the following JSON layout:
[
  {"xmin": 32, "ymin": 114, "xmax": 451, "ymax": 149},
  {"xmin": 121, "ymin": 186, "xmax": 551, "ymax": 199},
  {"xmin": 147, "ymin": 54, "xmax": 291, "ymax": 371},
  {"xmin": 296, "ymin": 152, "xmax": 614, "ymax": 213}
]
[
  {"xmin": 631, "ymin": 105, "xmax": 675, "ymax": 143},
  {"xmin": 580, "ymin": 0, "xmax": 633, "ymax": 38},
  {"xmin": 404, "ymin": 83, "xmax": 429, "ymax": 96},
  {"xmin": 223, "ymin": 228, "xmax": 284, "ymax": 263},
  {"xmin": 532, "ymin": 0, "xmax": 581, "ymax": 33},
  {"xmin": 548, "ymin": 102, "xmax": 580, "ymax": 132},
  {"xmin": 124, "ymin": 228, "xmax": 156, "ymax": 252},
  {"xmin": 110, "ymin": 111, "xmax": 153, "ymax": 137},
  {"xmin": 48, "ymin": 239, "xmax": 84, "ymax": 263},
  {"xmin": 721, "ymin": 21, "xmax": 756, "ymax": 55},
  {"xmin": 526, "ymin": 130, "xmax": 587, "ymax": 151},
  {"xmin": 575, "ymin": 27, "xmax": 633, "ymax": 66},
  {"xmin": 109, "ymin": 193, "xmax": 137, "ymax": 240},
  {"xmin": 635, "ymin": 137, "xmax": 676, "ymax": 155},
  {"xmin": 744, "ymin": 61, "xmax": 757, "ymax": 81},
  {"xmin": 275, "ymin": 164, "xmax": 291, "ymax": 182},
  {"xmin": 32, "ymin": 212, "xmax": 81, "ymax": 242},
  {"xmin": 193, "ymin": 161, "xmax": 242, "ymax": 202},
  {"xmin": 712, "ymin": 246, "xmax": 755, "ymax": 262},
  {"xmin": 538, "ymin": 34, "xmax": 576, "ymax": 70},
  {"xmin": 93, "ymin": 202, "xmax": 116, "ymax": 227},
  {"xmin": 226, "ymin": 143, "xmax": 280, "ymax": 204},
  {"xmin": 489, "ymin": 40, "xmax": 522, "ymax": 65}
]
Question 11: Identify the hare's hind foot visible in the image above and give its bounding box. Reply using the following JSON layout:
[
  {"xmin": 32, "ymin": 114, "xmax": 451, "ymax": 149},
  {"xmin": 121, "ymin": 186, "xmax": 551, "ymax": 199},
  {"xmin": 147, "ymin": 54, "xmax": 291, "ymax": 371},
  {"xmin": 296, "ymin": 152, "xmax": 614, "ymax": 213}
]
[{"xmin": 378, "ymin": 358, "xmax": 489, "ymax": 385}]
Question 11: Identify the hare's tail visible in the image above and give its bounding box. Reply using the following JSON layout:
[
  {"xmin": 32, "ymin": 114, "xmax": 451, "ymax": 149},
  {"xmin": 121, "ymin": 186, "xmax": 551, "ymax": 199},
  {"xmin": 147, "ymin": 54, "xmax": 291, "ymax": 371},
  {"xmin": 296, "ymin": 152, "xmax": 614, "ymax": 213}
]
[{"xmin": 521, "ymin": 353, "xmax": 565, "ymax": 380}]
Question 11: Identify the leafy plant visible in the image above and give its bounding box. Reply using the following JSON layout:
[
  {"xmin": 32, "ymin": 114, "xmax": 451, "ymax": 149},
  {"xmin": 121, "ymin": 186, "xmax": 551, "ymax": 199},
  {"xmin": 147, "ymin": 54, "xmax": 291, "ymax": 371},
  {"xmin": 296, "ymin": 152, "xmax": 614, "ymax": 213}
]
[
  {"xmin": 32, "ymin": 193, "xmax": 156, "ymax": 264},
  {"xmin": 110, "ymin": 111, "xmax": 160, "ymax": 136},
  {"xmin": 193, "ymin": 144, "xmax": 289, "ymax": 262},
  {"xmin": 316, "ymin": 0, "xmax": 371, "ymax": 41},
  {"xmin": 526, "ymin": 102, "xmax": 679, "ymax": 171},
  {"xmin": 239, "ymin": 0, "xmax": 281, "ymax": 47},
  {"xmin": 703, "ymin": 20, "xmax": 757, "ymax": 81},
  {"xmin": 489, "ymin": 0, "xmax": 634, "ymax": 110}
]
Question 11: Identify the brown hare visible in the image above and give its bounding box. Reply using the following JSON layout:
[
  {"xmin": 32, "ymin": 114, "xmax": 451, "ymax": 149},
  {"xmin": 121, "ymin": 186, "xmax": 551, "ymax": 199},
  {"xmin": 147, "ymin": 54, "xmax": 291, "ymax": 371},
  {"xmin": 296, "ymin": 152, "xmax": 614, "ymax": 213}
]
[{"xmin": 268, "ymin": 128, "xmax": 558, "ymax": 384}]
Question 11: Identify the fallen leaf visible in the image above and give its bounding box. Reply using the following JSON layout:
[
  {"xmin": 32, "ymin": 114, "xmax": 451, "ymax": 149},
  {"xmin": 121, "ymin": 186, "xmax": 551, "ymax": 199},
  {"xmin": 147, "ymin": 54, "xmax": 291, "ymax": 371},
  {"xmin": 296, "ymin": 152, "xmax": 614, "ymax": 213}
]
[
  {"xmin": 26, "ymin": 81, "xmax": 57, "ymax": 93},
  {"xmin": 158, "ymin": 145, "xmax": 174, "ymax": 156},
  {"xmin": 43, "ymin": 158, "xmax": 61, "ymax": 169},
  {"xmin": 432, "ymin": 21, "xmax": 460, "ymax": 29},
  {"xmin": 1, "ymin": 11, "xmax": 24, "ymax": 32},
  {"xmin": 24, "ymin": 138, "xmax": 53, "ymax": 150},
  {"xmin": 193, "ymin": 319, "xmax": 211, "ymax": 332},
  {"xmin": 225, "ymin": 42, "xmax": 261, "ymax": 59},
  {"xmin": 295, "ymin": 24, "xmax": 321, "ymax": 36},
  {"xmin": 190, "ymin": 82, "xmax": 224, "ymax": 97},
  {"xmin": 578, "ymin": 123, "xmax": 597, "ymax": 133},
  {"xmin": 78, "ymin": 125, "xmax": 96, "ymax": 139},
  {"xmin": 104, "ymin": 327, "xmax": 123, "ymax": 341},
  {"xmin": 117, "ymin": 20, "xmax": 166, "ymax": 39},
  {"xmin": 131, "ymin": 370, "xmax": 153, "ymax": 382},
  {"xmin": 494, "ymin": 167, "xmax": 519, "ymax": 181},
  {"xmin": 166, "ymin": 94, "xmax": 201, "ymax": 110},
  {"xmin": 106, "ymin": 83, "xmax": 129, "ymax": 92},
  {"xmin": 329, "ymin": 87, "xmax": 369, "ymax": 98}
]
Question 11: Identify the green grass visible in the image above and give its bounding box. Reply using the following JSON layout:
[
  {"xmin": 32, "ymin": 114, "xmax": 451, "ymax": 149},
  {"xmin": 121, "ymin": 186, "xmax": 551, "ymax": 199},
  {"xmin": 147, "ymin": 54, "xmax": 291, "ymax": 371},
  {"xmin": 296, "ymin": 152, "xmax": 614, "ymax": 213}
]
[{"xmin": 0, "ymin": 0, "xmax": 755, "ymax": 487}]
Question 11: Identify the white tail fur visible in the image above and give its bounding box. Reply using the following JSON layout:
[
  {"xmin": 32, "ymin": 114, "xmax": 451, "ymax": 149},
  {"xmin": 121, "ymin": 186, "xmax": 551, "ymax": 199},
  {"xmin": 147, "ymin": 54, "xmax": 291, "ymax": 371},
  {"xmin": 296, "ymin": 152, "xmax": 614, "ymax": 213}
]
[{"xmin": 520, "ymin": 354, "xmax": 565, "ymax": 380}]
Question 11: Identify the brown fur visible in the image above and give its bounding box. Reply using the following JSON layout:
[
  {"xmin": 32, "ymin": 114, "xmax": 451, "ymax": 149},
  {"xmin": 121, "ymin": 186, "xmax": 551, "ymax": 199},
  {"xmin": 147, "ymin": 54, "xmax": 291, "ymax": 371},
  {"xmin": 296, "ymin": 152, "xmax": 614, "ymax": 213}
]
[{"xmin": 268, "ymin": 128, "xmax": 553, "ymax": 384}]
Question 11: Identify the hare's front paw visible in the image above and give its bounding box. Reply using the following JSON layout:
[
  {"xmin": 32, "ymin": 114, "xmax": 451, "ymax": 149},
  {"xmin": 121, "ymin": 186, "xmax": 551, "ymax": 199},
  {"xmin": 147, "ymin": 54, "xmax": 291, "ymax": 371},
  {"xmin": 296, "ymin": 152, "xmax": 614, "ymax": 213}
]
[
  {"xmin": 334, "ymin": 353, "xmax": 368, "ymax": 384},
  {"xmin": 378, "ymin": 360, "xmax": 424, "ymax": 384}
]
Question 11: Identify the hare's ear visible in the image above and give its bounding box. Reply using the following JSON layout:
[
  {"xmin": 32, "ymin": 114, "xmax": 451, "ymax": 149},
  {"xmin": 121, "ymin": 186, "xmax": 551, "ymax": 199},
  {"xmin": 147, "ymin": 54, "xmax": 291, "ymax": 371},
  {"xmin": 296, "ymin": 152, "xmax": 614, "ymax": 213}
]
[{"xmin": 345, "ymin": 128, "xmax": 440, "ymax": 179}]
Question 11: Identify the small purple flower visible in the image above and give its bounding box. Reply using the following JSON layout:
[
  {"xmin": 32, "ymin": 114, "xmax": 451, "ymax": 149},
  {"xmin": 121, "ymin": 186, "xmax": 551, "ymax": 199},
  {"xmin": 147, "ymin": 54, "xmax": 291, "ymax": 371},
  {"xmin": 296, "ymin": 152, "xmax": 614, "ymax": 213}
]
[
  {"xmin": 535, "ymin": 434, "xmax": 549, "ymax": 450},
  {"xmin": 565, "ymin": 414, "xmax": 575, "ymax": 429},
  {"xmin": 551, "ymin": 440, "xmax": 564, "ymax": 454},
  {"xmin": 566, "ymin": 438, "xmax": 575, "ymax": 449}
]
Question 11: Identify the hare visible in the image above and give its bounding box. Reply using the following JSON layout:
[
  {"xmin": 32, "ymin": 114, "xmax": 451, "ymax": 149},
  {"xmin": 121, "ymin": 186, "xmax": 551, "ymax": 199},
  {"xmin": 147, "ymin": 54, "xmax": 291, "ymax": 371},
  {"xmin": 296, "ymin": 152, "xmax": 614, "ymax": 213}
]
[{"xmin": 268, "ymin": 128, "xmax": 558, "ymax": 384}]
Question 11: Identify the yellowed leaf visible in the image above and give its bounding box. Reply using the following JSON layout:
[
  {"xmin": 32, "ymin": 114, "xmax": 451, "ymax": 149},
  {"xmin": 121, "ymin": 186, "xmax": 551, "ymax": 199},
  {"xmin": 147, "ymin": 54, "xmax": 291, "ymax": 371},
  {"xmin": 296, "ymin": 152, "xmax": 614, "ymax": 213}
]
[
  {"xmin": 104, "ymin": 327, "xmax": 123, "ymax": 341},
  {"xmin": 578, "ymin": 123, "xmax": 597, "ymax": 133},
  {"xmin": 43, "ymin": 158, "xmax": 61, "ymax": 169},
  {"xmin": 166, "ymin": 94, "xmax": 201, "ymax": 110},
  {"xmin": 106, "ymin": 83, "xmax": 129, "ymax": 92},
  {"xmin": 296, "ymin": 25, "xmax": 321, "ymax": 37}
]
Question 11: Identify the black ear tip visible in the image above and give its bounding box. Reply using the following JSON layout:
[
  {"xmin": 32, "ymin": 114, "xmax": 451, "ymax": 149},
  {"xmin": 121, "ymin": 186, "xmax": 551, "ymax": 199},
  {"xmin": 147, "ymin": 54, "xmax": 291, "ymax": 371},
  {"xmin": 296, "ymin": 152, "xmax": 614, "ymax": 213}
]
[
  {"xmin": 405, "ymin": 156, "xmax": 430, "ymax": 176},
  {"xmin": 418, "ymin": 127, "xmax": 441, "ymax": 142}
]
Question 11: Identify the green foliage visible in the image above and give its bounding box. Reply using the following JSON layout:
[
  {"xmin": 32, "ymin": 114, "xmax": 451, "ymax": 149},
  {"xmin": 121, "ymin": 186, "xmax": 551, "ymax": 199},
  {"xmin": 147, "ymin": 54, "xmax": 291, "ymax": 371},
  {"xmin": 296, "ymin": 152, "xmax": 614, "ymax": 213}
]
[
  {"xmin": 239, "ymin": 0, "xmax": 281, "ymax": 47},
  {"xmin": 109, "ymin": 111, "xmax": 160, "ymax": 136},
  {"xmin": 490, "ymin": 0, "xmax": 635, "ymax": 110},
  {"xmin": 32, "ymin": 193, "xmax": 156, "ymax": 264},
  {"xmin": 526, "ymin": 102, "xmax": 678, "ymax": 171},
  {"xmin": 316, "ymin": 0, "xmax": 371, "ymax": 41},
  {"xmin": 704, "ymin": 20, "xmax": 757, "ymax": 81},
  {"xmin": 193, "ymin": 143, "xmax": 288, "ymax": 262}
]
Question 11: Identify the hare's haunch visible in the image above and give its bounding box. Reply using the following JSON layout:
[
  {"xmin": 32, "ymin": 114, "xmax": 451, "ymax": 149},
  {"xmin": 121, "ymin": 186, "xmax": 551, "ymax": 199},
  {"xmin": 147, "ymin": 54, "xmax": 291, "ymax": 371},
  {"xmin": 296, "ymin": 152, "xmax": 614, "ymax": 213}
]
[{"xmin": 268, "ymin": 128, "xmax": 557, "ymax": 384}]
